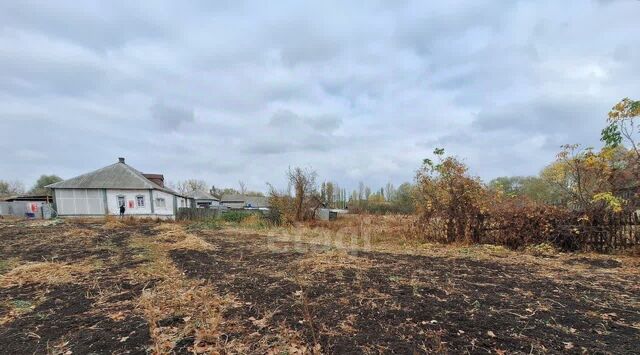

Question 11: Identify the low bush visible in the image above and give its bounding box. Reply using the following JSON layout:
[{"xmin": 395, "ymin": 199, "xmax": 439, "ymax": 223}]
[
  {"xmin": 188, "ymin": 218, "xmax": 222, "ymax": 231},
  {"xmin": 220, "ymin": 211, "xmax": 252, "ymax": 223}
]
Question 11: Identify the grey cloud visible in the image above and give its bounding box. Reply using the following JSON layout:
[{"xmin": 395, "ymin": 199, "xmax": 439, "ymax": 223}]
[
  {"xmin": 150, "ymin": 102, "xmax": 195, "ymax": 130},
  {"xmin": 0, "ymin": 2, "xmax": 169, "ymax": 52},
  {"xmin": 269, "ymin": 109, "xmax": 342, "ymax": 132},
  {"xmin": 2, "ymin": 0, "xmax": 640, "ymax": 193},
  {"xmin": 471, "ymin": 97, "xmax": 606, "ymax": 144},
  {"xmin": 245, "ymin": 110, "xmax": 343, "ymax": 155}
]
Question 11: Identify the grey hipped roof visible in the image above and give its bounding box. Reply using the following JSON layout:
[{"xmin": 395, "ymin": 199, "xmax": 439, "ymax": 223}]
[
  {"xmin": 46, "ymin": 161, "xmax": 182, "ymax": 196},
  {"xmin": 220, "ymin": 194, "xmax": 269, "ymax": 207},
  {"xmin": 187, "ymin": 190, "xmax": 219, "ymax": 201}
]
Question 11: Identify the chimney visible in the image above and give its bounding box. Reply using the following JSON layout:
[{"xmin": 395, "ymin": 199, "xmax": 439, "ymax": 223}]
[
  {"xmin": 143, "ymin": 174, "xmax": 165, "ymax": 188},
  {"xmin": 118, "ymin": 157, "xmax": 125, "ymax": 163}
]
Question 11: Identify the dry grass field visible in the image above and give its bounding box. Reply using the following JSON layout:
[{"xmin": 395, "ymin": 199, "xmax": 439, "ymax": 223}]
[{"xmin": 1, "ymin": 217, "xmax": 639, "ymax": 354}]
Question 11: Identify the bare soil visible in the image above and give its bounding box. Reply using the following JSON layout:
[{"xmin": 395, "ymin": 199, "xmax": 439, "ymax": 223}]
[{"xmin": 1, "ymin": 219, "xmax": 639, "ymax": 354}]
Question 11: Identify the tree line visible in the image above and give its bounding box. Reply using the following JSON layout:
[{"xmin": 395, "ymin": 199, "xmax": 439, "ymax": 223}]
[{"xmin": 0, "ymin": 175, "xmax": 62, "ymax": 198}]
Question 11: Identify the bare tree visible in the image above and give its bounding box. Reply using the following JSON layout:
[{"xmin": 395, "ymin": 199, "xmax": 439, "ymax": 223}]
[
  {"xmin": 172, "ymin": 179, "xmax": 208, "ymax": 195},
  {"xmin": 287, "ymin": 167, "xmax": 318, "ymax": 221},
  {"xmin": 385, "ymin": 182, "xmax": 396, "ymax": 201},
  {"xmin": 238, "ymin": 180, "xmax": 247, "ymax": 196},
  {"xmin": 0, "ymin": 180, "xmax": 25, "ymax": 197}
]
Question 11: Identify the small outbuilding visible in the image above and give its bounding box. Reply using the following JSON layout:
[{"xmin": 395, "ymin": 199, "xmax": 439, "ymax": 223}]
[
  {"xmin": 220, "ymin": 194, "xmax": 269, "ymax": 210},
  {"xmin": 187, "ymin": 190, "xmax": 221, "ymax": 208},
  {"xmin": 47, "ymin": 157, "xmax": 188, "ymax": 219},
  {"xmin": 315, "ymin": 208, "xmax": 338, "ymax": 221}
]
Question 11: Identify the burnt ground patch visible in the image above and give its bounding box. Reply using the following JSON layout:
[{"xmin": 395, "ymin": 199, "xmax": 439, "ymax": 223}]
[
  {"xmin": 2, "ymin": 221, "xmax": 639, "ymax": 354},
  {"xmin": 0, "ymin": 220, "xmax": 155, "ymax": 354},
  {"xmin": 0, "ymin": 221, "xmax": 152, "ymax": 264},
  {"xmin": 171, "ymin": 232, "xmax": 640, "ymax": 354},
  {"xmin": 169, "ymin": 239, "xmax": 307, "ymax": 353},
  {"xmin": 564, "ymin": 257, "xmax": 623, "ymax": 269},
  {"xmin": 0, "ymin": 283, "xmax": 150, "ymax": 354}
]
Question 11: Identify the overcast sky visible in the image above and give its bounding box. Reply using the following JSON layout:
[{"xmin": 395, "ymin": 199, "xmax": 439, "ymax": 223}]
[{"xmin": 1, "ymin": 0, "xmax": 639, "ymax": 192}]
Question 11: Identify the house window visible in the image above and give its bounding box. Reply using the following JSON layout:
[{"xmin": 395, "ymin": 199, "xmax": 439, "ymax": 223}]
[
  {"xmin": 136, "ymin": 195, "xmax": 145, "ymax": 207},
  {"xmin": 117, "ymin": 195, "xmax": 125, "ymax": 207},
  {"xmin": 155, "ymin": 198, "xmax": 166, "ymax": 208},
  {"xmin": 180, "ymin": 199, "xmax": 185, "ymax": 207}
]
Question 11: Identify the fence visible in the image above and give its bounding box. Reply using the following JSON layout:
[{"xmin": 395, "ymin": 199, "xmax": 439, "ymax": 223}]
[
  {"xmin": 419, "ymin": 210, "xmax": 640, "ymax": 253},
  {"xmin": 0, "ymin": 202, "xmax": 54, "ymax": 219},
  {"xmin": 567, "ymin": 212, "xmax": 640, "ymax": 252},
  {"xmin": 176, "ymin": 207, "xmax": 220, "ymax": 221}
]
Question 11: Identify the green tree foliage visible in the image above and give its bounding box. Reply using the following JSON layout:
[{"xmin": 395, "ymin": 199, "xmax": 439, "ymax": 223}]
[
  {"xmin": 488, "ymin": 176, "xmax": 526, "ymax": 196},
  {"xmin": 30, "ymin": 175, "xmax": 62, "ymax": 195},
  {"xmin": 325, "ymin": 182, "xmax": 335, "ymax": 207},
  {"xmin": 488, "ymin": 176, "xmax": 562, "ymax": 205}
]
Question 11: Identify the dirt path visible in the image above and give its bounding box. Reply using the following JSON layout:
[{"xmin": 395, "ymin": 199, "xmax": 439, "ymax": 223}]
[{"xmin": 1, "ymin": 220, "xmax": 639, "ymax": 354}]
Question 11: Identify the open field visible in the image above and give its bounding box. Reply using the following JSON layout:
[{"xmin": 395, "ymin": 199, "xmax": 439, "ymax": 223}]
[{"xmin": 1, "ymin": 218, "xmax": 639, "ymax": 354}]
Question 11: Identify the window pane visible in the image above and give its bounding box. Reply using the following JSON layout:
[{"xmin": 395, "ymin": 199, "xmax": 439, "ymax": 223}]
[
  {"xmin": 155, "ymin": 198, "xmax": 166, "ymax": 208},
  {"xmin": 136, "ymin": 195, "xmax": 144, "ymax": 207}
]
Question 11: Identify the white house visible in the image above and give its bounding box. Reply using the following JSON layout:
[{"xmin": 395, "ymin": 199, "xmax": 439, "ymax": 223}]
[{"xmin": 47, "ymin": 157, "xmax": 189, "ymax": 219}]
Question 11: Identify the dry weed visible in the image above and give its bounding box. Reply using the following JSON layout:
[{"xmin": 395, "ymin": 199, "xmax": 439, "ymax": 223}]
[
  {"xmin": 103, "ymin": 218, "xmax": 125, "ymax": 229},
  {"xmin": 139, "ymin": 279, "xmax": 230, "ymax": 354},
  {"xmin": 152, "ymin": 223, "xmax": 216, "ymax": 251},
  {"xmin": 295, "ymin": 249, "xmax": 374, "ymax": 273},
  {"xmin": 62, "ymin": 227, "xmax": 97, "ymax": 239},
  {"xmin": 170, "ymin": 234, "xmax": 217, "ymax": 251},
  {"xmin": 130, "ymin": 225, "xmax": 230, "ymax": 353},
  {"xmin": 0, "ymin": 261, "xmax": 94, "ymax": 287}
]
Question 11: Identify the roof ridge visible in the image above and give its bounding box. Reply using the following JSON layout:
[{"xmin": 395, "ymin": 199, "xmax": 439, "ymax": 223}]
[
  {"xmin": 118, "ymin": 163, "xmax": 155, "ymax": 189},
  {"xmin": 46, "ymin": 162, "xmax": 121, "ymax": 188},
  {"xmin": 46, "ymin": 161, "xmax": 182, "ymax": 196}
]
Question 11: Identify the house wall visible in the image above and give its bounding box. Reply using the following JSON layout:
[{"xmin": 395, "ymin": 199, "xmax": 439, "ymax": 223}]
[
  {"xmin": 180, "ymin": 196, "xmax": 189, "ymax": 208},
  {"xmin": 106, "ymin": 189, "xmax": 154, "ymax": 215},
  {"xmin": 55, "ymin": 189, "xmax": 105, "ymax": 215},
  {"xmin": 151, "ymin": 190, "xmax": 176, "ymax": 216},
  {"xmin": 221, "ymin": 201, "xmax": 245, "ymax": 209},
  {"xmin": 55, "ymin": 188, "xmax": 183, "ymax": 218},
  {"xmin": 195, "ymin": 199, "xmax": 220, "ymax": 208}
]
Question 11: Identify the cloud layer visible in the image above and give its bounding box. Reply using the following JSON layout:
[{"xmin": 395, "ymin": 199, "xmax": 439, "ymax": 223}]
[{"xmin": 1, "ymin": 0, "xmax": 639, "ymax": 191}]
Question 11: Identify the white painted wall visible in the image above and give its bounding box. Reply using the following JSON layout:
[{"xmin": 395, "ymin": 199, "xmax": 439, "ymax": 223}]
[
  {"xmin": 106, "ymin": 189, "xmax": 153, "ymax": 215},
  {"xmin": 55, "ymin": 188, "xmax": 183, "ymax": 217},
  {"xmin": 152, "ymin": 190, "xmax": 176, "ymax": 216},
  {"xmin": 55, "ymin": 189, "xmax": 105, "ymax": 215},
  {"xmin": 176, "ymin": 195, "xmax": 189, "ymax": 209}
]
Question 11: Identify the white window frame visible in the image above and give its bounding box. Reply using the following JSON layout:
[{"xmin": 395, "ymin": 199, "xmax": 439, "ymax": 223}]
[
  {"xmin": 117, "ymin": 195, "xmax": 125, "ymax": 208},
  {"xmin": 136, "ymin": 195, "xmax": 145, "ymax": 208},
  {"xmin": 155, "ymin": 197, "xmax": 166, "ymax": 208}
]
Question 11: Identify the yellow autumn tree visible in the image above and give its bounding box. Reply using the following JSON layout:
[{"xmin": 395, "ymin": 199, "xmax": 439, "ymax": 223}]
[{"xmin": 541, "ymin": 144, "xmax": 625, "ymax": 212}]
